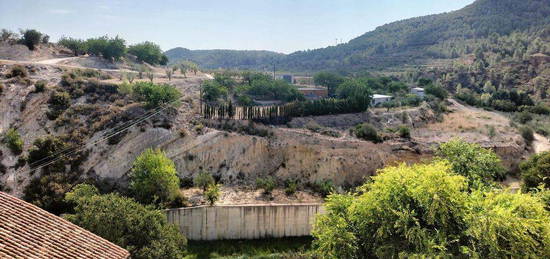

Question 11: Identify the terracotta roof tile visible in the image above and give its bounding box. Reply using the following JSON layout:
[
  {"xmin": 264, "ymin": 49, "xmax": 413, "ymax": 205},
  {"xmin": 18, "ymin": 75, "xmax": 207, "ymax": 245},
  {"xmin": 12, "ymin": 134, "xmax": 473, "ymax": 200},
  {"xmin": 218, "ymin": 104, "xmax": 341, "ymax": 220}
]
[{"xmin": 0, "ymin": 192, "xmax": 130, "ymax": 259}]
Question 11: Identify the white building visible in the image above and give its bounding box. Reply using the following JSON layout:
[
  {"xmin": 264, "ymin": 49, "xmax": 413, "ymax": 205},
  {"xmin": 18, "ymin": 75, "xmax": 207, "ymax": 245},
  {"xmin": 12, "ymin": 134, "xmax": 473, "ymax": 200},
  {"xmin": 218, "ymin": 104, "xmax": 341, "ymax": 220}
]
[
  {"xmin": 411, "ymin": 87, "xmax": 425, "ymax": 98},
  {"xmin": 371, "ymin": 94, "xmax": 393, "ymax": 106}
]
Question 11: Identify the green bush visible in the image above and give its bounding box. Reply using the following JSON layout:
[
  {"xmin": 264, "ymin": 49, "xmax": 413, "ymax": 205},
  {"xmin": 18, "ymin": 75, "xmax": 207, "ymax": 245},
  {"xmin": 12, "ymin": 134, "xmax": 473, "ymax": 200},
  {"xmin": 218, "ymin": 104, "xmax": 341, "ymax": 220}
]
[
  {"xmin": 129, "ymin": 148, "xmax": 180, "ymax": 206},
  {"xmin": 354, "ymin": 123, "xmax": 381, "ymax": 143},
  {"xmin": 3, "ymin": 128, "xmax": 23, "ymax": 154},
  {"xmin": 514, "ymin": 111, "xmax": 533, "ymax": 124},
  {"xmin": 397, "ymin": 125, "xmax": 411, "ymax": 138},
  {"xmin": 519, "ymin": 151, "xmax": 550, "ymax": 192},
  {"xmin": 201, "ymin": 80, "xmax": 228, "ymax": 102},
  {"xmin": 47, "ymin": 90, "xmax": 71, "ymax": 119},
  {"xmin": 21, "ymin": 29, "xmax": 42, "ymax": 50},
  {"xmin": 310, "ymin": 179, "xmax": 334, "ymax": 197},
  {"xmin": 34, "ymin": 80, "xmax": 47, "ymax": 92},
  {"xmin": 312, "ymin": 162, "xmax": 550, "ymax": 258},
  {"xmin": 133, "ymin": 81, "xmax": 181, "ymax": 108},
  {"xmin": 193, "ymin": 171, "xmax": 215, "ymax": 191},
  {"xmin": 256, "ymin": 177, "xmax": 276, "ymax": 194},
  {"xmin": 7, "ymin": 65, "xmax": 28, "ymax": 78},
  {"xmin": 436, "ymin": 139, "xmax": 505, "ymax": 188},
  {"xmin": 520, "ymin": 126, "xmax": 535, "ymax": 145},
  {"xmin": 64, "ymin": 184, "xmax": 187, "ymax": 259},
  {"xmin": 285, "ymin": 179, "xmax": 299, "ymax": 195},
  {"xmin": 425, "ymin": 83, "xmax": 448, "ymax": 99},
  {"xmin": 204, "ymin": 184, "xmax": 221, "ymax": 206}
]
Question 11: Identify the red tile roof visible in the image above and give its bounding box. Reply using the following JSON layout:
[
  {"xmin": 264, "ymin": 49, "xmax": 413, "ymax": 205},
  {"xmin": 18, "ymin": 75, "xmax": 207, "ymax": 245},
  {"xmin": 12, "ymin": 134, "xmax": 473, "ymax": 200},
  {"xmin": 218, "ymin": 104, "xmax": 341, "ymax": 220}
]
[{"xmin": 0, "ymin": 192, "xmax": 129, "ymax": 259}]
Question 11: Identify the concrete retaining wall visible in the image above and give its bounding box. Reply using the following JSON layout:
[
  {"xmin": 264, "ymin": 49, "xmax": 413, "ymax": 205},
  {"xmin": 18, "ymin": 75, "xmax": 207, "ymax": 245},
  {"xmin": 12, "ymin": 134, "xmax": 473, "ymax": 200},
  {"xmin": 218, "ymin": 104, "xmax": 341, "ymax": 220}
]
[{"xmin": 166, "ymin": 204, "xmax": 324, "ymax": 240}]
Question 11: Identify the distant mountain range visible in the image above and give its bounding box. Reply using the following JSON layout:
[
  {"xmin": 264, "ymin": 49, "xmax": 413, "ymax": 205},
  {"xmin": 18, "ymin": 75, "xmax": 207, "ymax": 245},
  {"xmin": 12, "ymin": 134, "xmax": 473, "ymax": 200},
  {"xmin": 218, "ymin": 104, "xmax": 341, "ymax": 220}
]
[{"xmin": 165, "ymin": 0, "xmax": 550, "ymax": 72}]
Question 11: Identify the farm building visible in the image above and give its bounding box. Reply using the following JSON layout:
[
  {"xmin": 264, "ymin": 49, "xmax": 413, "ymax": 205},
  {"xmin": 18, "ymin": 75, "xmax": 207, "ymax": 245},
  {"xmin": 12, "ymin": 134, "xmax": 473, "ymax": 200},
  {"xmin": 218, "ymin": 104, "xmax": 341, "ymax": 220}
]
[
  {"xmin": 411, "ymin": 87, "xmax": 425, "ymax": 97},
  {"xmin": 371, "ymin": 94, "xmax": 393, "ymax": 106},
  {"xmin": 297, "ymin": 86, "xmax": 328, "ymax": 100}
]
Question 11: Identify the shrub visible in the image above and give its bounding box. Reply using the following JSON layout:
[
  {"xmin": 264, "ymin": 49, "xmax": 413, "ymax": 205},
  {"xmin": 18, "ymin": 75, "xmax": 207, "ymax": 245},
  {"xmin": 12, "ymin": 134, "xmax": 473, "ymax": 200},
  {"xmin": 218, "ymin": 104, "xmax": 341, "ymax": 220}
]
[
  {"xmin": 64, "ymin": 184, "xmax": 187, "ymax": 258},
  {"xmin": 204, "ymin": 184, "xmax": 221, "ymax": 206},
  {"xmin": 47, "ymin": 90, "xmax": 71, "ymax": 119},
  {"xmin": 193, "ymin": 171, "xmax": 215, "ymax": 191},
  {"xmin": 34, "ymin": 80, "xmax": 47, "ymax": 92},
  {"xmin": 312, "ymin": 162, "xmax": 550, "ymax": 258},
  {"xmin": 256, "ymin": 177, "xmax": 276, "ymax": 194},
  {"xmin": 21, "ymin": 29, "xmax": 42, "ymax": 50},
  {"xmin": 464, "ymin": 190, "xmax": 550, "ymax": 258},
  {"xmin": 424, "ymin": 83, "xmax": 448, "ymax": 99},
  {"xmin": 3, "ymin": 128, "xmax": 23, "ymax": 154},
  {"xmin": 519, "ymin": 152, "xmax": 550, "ymax": 192},
  {"xmin": 133, "ymin": 81, "xmax": 181, "ymax": 108},
  {"xmin": 23, "ymin": 173, "xmax": 74, "ymax": 215},
  {"xmin": 514, "ymin": 111, "xmax": 533, "ymax": 124},
  {"xmin": 201, "ymin": 80, "xmax": 228, "ymax": 102},
  {"xmin": 354, "ymin": 123, "xmax": 381, "ymax": 143},
  {"xmin": 397, "ymin": 125, "xmax": 411, "ymax": 139},
  {"xmin": 520, "ymin": 126, "xmax": 535, "ymax": 145},
  {"xmin": 436, "ymin": 139, "xmax": 505, "ymax": 188},
  {"xmin": 129, "ymin": 148, "xmax": 180, "ymax": 206},
  {"xmin": 310, "ymin": 179, "xmax": 334, "ymax": 197},
  {"xmin": 58, "ymin": 37, "xmax": 86, "ymax": 56},
  {"xmin": 7, "ymin": 65, "xmax": 28, "ymax": 78},
  {"xmin": 285, "ymin": 179, "xmax": 299, "ymax": 195}
]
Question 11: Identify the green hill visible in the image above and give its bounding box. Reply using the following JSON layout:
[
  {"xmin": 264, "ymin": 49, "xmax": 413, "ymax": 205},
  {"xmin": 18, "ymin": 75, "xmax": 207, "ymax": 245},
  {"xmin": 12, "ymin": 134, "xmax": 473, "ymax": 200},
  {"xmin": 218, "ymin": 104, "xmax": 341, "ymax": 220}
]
[
  {"xmin": 164, "ymin": 47, "xmax": 284, "ymax": 70},
  {"xmin": 166, "ymin": 0, "xmax": 550, "ymax": 72}
]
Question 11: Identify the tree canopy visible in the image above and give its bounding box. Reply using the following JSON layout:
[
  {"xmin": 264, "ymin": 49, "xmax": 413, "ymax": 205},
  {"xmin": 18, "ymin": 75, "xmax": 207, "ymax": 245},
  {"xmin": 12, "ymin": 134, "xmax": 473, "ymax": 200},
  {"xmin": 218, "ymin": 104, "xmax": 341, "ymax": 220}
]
[
  {"xmin": 312, "ymin": 161, "xmax": 550, "ymax": 258},
  {"xmin": 129, "ymin": 148, "xmax": 180, "ymax": 206},
  {"xmin": 128, "ymin": 41, "xmax": 168, "ymax": 65},
  {"xmin": 64, "ymin": 184, "xmax": 187, "ymax": 259}
]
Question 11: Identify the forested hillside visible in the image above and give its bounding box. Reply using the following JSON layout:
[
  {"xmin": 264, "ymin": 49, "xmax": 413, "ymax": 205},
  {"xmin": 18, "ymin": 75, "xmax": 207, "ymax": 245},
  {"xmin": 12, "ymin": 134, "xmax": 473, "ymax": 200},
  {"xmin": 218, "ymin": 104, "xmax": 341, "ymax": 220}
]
[
  {"xmin": 164, "ymin": 47, "xmax": 283, "ymax": 70},
  {"xmin": 166, "ymin": 0, "xmax": 550, "ymax": 72}
]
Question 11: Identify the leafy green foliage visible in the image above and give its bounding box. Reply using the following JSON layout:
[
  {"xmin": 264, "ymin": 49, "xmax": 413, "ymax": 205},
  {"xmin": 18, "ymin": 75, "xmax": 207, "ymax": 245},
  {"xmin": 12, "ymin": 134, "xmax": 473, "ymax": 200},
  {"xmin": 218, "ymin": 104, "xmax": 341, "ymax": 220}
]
[
  {"xmin": 193, "ymin": 170, "xmax": 215, "ymax": 191},
  {"xmin": 7, "ymin": 65, "xmax": 28, "ymax": 78},
  {"xmin": 64, "ymin": 184, "xmax": 187, "ymax": 259},
  {"xmin": 285, "ymin": 179, "xmax": 299, "ymax": 195},
  {"xmin": 204, "ymin": 184, "xmax": 221, "ymax": 206},
  {"xmin": 47, "ymin": 90, "xmax": 71, "ymax": 119},
  {"xmin": 464, "ymin": 190, "xmax": 550, "ymax": 258},
  {"xmin": 424, "ymin": 83, "xmax": 448, "ymax": 99},
  {"xmin": 520, "ymin": 151, "xmax": 550, "ymax": 192},
  {"xmin": 3, "ymin": 128, "xmax": 23, "ymax": 154},
  {"xmin": 313, "ymin": 72, "xmax": 344, "ymax": 96},
  {"xmin": 164, "ymin": 47, "xmax": 283, "ymax": 70},
  {"xmin": 353, "ymin": 123, "xmax": 381, "ymax": 143},
  {"xmin": 256, "ymin": 177, "xmax": 276, "ymax": 194},
  {"xmin": 128, "ymin": 41, "xmax": 167, "ymax": 65},
  {"xmin": 309, "ymin": 179, "xmax": 334, "ymax": 197},
  {"xmin": 398, "ymin": 125, "xmax": 411, "ymax": 139},
  {"xmin": 312, "ymin": 161, "xmax": 550, "ymax": 258},
  {"xmin": 201, "ymin": 80, "xmax": 228, "ymax": 102},
  {"xmin": 436, "ymin": 139, "xmax": 505, "ymax": 188},
  {"xmin": 20, "ymin": 29, "xmax": 42, "ymax": 50},
  {"xmin": 520, "ymin": 126, "xmax": 535, "ymax": 145},
  {"xmin": 58, "ymin": 37, "xmax": 86, "ymax": 56},
  {"xmin": 129, "ymin": 149, "xmax": 180, "ymax": 206},
  {"xmin": 34, "ymin": 80, "xmax": 47, "ymax": 93},
  {"xmin": 132, "ymin": 81, "xmax": 181, "ymax": 108}
]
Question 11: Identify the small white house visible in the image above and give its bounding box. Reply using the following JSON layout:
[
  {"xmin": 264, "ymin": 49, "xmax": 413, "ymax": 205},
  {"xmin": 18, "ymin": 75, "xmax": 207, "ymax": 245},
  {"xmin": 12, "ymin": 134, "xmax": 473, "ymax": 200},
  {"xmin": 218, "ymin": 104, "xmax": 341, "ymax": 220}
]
[
  {"xmin": 411, "ymin": 87, "xmax": 425, "ymax": 98},
  {"xmin": 371, "ymin": 94, "xmax": 393, "ymax": 106}
]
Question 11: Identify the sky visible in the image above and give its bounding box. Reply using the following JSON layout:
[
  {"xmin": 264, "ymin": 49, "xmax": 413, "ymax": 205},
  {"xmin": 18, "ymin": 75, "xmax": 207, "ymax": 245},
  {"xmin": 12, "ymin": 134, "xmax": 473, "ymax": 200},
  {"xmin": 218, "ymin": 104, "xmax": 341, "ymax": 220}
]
[{"xmin": 0, "ymin": 0, "xmax": 475, "ymax": 54}]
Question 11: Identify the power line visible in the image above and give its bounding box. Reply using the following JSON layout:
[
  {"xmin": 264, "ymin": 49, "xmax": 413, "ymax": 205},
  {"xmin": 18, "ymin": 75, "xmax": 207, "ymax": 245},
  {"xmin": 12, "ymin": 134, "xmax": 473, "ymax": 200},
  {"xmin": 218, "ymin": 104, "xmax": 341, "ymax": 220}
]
[{"xmin": 15, "ymin": 99, "xmax": 181, "ymax": 177}]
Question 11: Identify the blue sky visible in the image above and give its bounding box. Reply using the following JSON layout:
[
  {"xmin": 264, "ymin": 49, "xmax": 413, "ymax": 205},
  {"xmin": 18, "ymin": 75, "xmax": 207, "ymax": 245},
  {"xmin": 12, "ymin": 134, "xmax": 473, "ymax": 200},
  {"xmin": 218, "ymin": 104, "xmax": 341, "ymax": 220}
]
[{"xmin": 0, "ymin": 0, "xmax": 475, "ymax": 53}]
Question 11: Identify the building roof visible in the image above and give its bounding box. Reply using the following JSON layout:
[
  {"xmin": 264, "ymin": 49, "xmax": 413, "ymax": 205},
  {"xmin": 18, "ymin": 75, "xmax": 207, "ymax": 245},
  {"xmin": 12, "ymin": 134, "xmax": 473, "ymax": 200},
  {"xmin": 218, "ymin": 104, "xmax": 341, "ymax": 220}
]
[
  {"xmin": 372, "ymin": 94, "xmax": 393, "ymax": 99},
  {"xmin": 412, "ymin": 87, "xmax": 425, "ymax": 91},
  {"xmin": 0, "ymin": 192, "xmax": 130, "ymax": 259}
]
